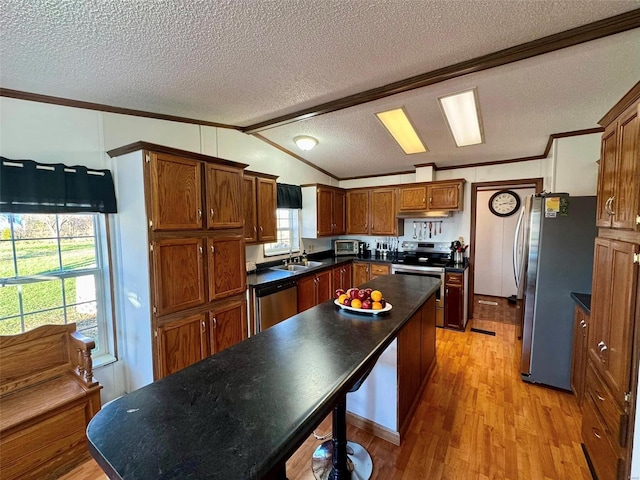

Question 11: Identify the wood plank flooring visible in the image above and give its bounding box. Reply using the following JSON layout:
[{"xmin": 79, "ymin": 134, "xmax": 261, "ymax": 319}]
[{"xmin": 60, "ymin": 314, "xmax": 590, "ymax": 480}]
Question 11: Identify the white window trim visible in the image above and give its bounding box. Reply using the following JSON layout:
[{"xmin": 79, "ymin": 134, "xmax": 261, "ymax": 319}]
[{"xmin": 263, "ymin": 209, "xmax": 301, "ymax": 257}]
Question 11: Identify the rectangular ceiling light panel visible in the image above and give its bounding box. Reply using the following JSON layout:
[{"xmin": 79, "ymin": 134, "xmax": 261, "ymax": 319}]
[
  {"xmin": 439, "ymin": 89, "xmax": 484, "ymax": 147},
  {"xmin": 376, "ymin": 107, "xmax": 427, "ymax": 154}
]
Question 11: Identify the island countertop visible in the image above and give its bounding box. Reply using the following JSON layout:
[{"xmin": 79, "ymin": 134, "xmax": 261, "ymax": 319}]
[{"xmin": 87, "ymin": 275, "xmax": 440, "ymax": 479}]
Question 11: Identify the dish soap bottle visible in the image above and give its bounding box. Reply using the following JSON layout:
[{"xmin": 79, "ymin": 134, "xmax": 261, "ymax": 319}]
[{"xmin": 301, "ymin": 249, "xmax": 308, "ymax": 266}]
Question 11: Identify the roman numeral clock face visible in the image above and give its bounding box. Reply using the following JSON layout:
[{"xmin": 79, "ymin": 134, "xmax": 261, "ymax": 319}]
[{"xmin": 489, "ymin": 190, "xmax": 521, "ymax": 217}]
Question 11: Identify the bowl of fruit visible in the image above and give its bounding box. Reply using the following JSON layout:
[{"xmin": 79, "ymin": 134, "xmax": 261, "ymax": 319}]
[{"xmin": 334, "ymin": 288, "xmax": 392, "ymax": 315}]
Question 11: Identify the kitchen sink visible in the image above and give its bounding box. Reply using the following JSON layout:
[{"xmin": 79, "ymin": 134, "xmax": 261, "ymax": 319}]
[{"xmin": 270, "ymin": 264, "xmax": 309, "ymax": 272}]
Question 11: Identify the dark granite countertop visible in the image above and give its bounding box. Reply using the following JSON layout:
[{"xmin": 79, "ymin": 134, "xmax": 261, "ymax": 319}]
[
  {"xmin": 87, "ymin": 275, "xmax": 440, "ymax": 480},
  {"xmin": 570, "ymin": 292, "xmax": 591, "ymax": 314}
]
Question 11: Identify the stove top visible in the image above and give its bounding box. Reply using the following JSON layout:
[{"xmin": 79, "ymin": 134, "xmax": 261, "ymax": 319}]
[{"xmin": 396, "ymin": 241, "xmax": 452, "ymax": 268}]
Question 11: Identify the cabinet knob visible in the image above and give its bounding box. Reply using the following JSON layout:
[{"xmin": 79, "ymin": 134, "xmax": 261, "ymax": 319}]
[
  {"xmin": 199, "ymin": 245, "xmax": 203, "ymax": 254},
  {"xmin": 594, "ymin": 390, "xmax": 605, "ymax": 402},
  {"xmin": 609, "ymin": 195, "xmax": 616, "ymax": 215},
  {"xmin": 213, "ymin": 317, "xmax": 217, "ymax": 328},
  {"xmin": 253, "ymin": 226, "xmax": 257, "ymax": 233},
  {"xmin": 201, "ymin": 321, "xmax": 206, "ymax": 333},
  {"xmin": 198, "ymin": 209, "xmax": 202, "ymax": 219},
  {"xmin": 259, "ymin": 225, "xmax": 263, "ymax": 232},
  {"xmin": 592, "ymin": 428, "xmax": 602, "ymax": 439},
  {"xmin": 210, "ymin": 208, "xmax": 215, "ymax": 218},
  {"xmin": 211, "ymin": 245, "xmax": 215, "ymax": 254}
]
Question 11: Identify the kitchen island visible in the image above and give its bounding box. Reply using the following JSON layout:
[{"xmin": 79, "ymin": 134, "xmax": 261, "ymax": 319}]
[{"xmin": 87, "ymin": 275, "xmax": 439, "ymax": 479}]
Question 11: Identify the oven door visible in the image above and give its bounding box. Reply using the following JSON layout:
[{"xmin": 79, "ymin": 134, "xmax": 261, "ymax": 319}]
[{"xmin": 391, "ymin": 265, "xmax": 445, "ymax": 327}]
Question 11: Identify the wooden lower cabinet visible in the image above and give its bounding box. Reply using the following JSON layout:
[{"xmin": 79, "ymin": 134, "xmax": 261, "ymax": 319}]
[
  {"xmin": 571, "ymin": 304, "xmax": 589, "ymax": 406},
  {"xmin": 353, "ymin": 262, "xmax": 390, "ymax": 286},
  {"xmin": 444, "ymin": 272, "xmax": 464, "ymax": 329},
  {"xmin": 157, "ymin": 298, "xmax": 247, "ymax": 379},
  {"xmin": 157, "ymin": 313, "xmax": 208, "ymax": 378},
  {"xmin": 297, "ymin": 270, "xmax": 332, "ymax": 313},
  {"xmin": 332, "ymin": 263, "xmax": 352, "ymax": 291}
]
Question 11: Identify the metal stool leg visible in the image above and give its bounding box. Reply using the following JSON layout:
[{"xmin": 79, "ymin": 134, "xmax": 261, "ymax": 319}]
[{"xmin": 329, "ymin": 398, "xmax": 350, "ymax": 480}]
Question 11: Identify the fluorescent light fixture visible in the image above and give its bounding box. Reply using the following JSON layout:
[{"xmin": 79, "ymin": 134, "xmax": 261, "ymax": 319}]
[
  {"xmin": 375, "ymin": 107, "xmax": 427, "ymax": 154},
  {"xmin": 438, "ymin": 88, "xmax": 484, "ymax": 147},
  {"xmin": 293, "ymin": 135, "xmax": 318, "ymax": 151}
]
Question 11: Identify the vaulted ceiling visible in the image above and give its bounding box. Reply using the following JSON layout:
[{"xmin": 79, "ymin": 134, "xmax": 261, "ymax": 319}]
[{"xmin": 1, "ymin": 1, "xmax": 639, "ymax": 179}]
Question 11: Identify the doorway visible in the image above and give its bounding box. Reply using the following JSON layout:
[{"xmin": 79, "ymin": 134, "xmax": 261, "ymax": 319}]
[{"xmin": 468, "ymin": 178, "xmax": 543, "ymax": 322}]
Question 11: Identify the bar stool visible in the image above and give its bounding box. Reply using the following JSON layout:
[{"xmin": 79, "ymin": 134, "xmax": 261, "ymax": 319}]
[{"xmin": 311, "ymin": 366, "xmax": 375, "ymax": 480}]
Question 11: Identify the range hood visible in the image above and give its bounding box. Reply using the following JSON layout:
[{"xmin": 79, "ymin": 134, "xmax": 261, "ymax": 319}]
[{"xmin": 396, "ymin": 210, "xmax": 452, "ymax": 219}]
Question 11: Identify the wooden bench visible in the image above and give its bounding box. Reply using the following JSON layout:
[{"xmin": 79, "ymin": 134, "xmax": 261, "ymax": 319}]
[{"xmin": 0, "ymin": 324, "xmax": 102, "ymax": 479}]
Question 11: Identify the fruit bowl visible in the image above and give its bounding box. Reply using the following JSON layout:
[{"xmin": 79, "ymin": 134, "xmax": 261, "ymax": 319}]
[{"xmin": 334, "ymin": 299, "xmax": 392, "ymax": 315}]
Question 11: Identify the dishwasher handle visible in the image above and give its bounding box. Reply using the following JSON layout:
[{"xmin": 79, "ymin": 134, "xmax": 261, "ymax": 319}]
[{"xmin": 255, "ymin": 279, "xmax": 298, "ymax": 298}]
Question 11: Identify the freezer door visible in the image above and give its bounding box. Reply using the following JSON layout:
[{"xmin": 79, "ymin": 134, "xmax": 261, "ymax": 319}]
[{"xmin": 520, "ymin": 195, "xmax": 542, "ymax": 376}]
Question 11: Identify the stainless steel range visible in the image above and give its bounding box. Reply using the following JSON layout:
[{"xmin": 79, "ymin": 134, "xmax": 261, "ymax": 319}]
[{"xmin": 391, "ymin": 241, "xmax": 450, "ymax": 327}]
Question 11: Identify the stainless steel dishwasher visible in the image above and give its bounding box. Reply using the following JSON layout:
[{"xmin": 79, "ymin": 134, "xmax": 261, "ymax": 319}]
[{"xmin": 254, "ymin": 279, "xmax": 298, "ymax": 332}]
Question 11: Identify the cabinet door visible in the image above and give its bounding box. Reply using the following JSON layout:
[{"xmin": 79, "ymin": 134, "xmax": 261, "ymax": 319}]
[
  {"xmin": 370, "ymin": 188, "xmax": 396, "ymax": 235},
  {"xmin": 398, "ymin": 310, "xmax": 422, "ymax": 429},
  {"xmin": 353, "ymin": 263, "xmax": 369, "ymax": 287},
  {"xmin": 589, "ymin": 238, "xmax": 639, "ymax": 408},
  {"xmin": 342, "ymin": 264, "xmax": 352, "ymax": 290},
  {"xmin": 209, "ymin": 300, "xmax": 247, "ymax": 355},
  {"xmin": 421, "ymin": 294, "xmax": 436, "ymax": 382},
  {"xmin": 297, "ymin": 275, "xmax": 317, "ymax": 313},
  {"xmin": 315, "ymin": 270, "xmax": 332, "ymax": 305},
  {"xmin": 149, "ymin": 153, "xmax": 203, "ymax": 231},
  {"xmin": 428, "ymin": 183, "xmax": 461, "ymax": 210},
  {"xmin": 612, "ymin": 105, "xmax": 639, "ymax": 230},
  {"xmin": 444, "ymin": 273, "xmax": 464, "ymax": 329},
  {"xmin": 596, "ymin": 124, "xmax": 618, "ymax": 227},
  {"xmin": 257, "ymin": 178, "xmax": 277, "ymax": 241},
  {"xmin": 207, "ymin": 236, "xmax": 246, "ymax": 301},
  {"xmin": 205, "ymin": 164, "xmax": 243, "ymax": 229},
  {"xmin": 332, "ymin": 264, "xmax": 352, "ymax": 291},
  {"xmin": 243, "ymin": 175, "xmax": 258, "ymax": 243},
  {"xmin": 346, "ymin": 190, "xmax": 370, "ymax": 234},
  {"xmin": 571, "ymin": 306, "xmax": 588, "ymax": 405},
  {"xmin": 152, "ymin": 238, "xmax": 205, "ymax": 316},
  {"xmin": 157, "ymin": 313, "xmax": 207, "ymax": 378},
  {"xmin": 399, "ymin": 185, "xmax": 428, "ymax": 211},
  {"xmin": 333, "ymin": 190, "xmax": 346, "ymax": 235},
  {"xmin": 317, "ymin": 188, "xmax": 334, "ymax": 236}
]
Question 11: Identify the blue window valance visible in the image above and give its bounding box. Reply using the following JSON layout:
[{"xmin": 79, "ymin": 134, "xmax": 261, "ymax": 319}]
[{"xmin": 0, "ymin": 157, "xmax": 117, "ymax": 214}]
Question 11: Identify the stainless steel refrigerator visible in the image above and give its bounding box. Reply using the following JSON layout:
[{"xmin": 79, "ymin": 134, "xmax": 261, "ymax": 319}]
[{"xmin": 513, "ymin": 194, "xmax": 597, "ymax": 390}]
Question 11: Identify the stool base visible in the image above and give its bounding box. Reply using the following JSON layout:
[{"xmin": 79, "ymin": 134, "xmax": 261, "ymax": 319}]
[{"xmin": 311, "ymin": 440, "xmax": 373, "ymax": 480}]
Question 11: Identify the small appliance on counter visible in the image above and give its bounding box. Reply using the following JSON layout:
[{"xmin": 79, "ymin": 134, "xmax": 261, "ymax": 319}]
[
  {"xmin": 358, "ymin": 242, "xmax": 371, "ymax": 258},
  {"xmin": 334, "ymin": 239, "xmax": 359, "ymax": 256}
]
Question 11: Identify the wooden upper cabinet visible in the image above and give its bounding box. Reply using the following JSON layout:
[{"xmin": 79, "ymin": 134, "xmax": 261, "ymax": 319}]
[
  {"xmin": 427, "ymin": 181, "xmax": 464, "ymax": 211},
  {"xmin": 156, "ymin": 313, "xmax": 207, "ymax": 378},
  {"xmin": 149, "ymin": 152, "xmax": 203, "ymax": 231},
  {"xmin": 242, "ymin": 174, "xmax": 258, "ymax": 243},
  {"xmin": 208, "ymin": 299, "xmax": 247, "ymax": 355},
  {"xmin": 370, "ymin": 188, "xmax": 397, "ymax": 235},
  {"xmin": 346, "ymin": 190, "xmax": 370, "ymax": 234},
  {"xmin": 317, "ymin": 188, "xmax": 334, "ymax": 236},
  {"xmin": 333, "ymin": 190, "xmax": 346, "ymax": 235},
  {"xmin": 205, "ymin": 164, "xmax": 243, "ymax": 229},
  {"xmin": 398, "ymin": 185, "xmax": 428, "ymax": 211},
  {"xmin": 597, "ymin": 96, "xmax": 640, "ymax": 231},
  {"xmin": 207, "ymin": 236, "xmax": 246, "ymax": 301},
  {"xmin": 256, "ymin": 177, "xmax": 277, "ymax": 242},
  {"xmin": 152, "ymin": 238, "xmax": 205, "ymax": 316}
]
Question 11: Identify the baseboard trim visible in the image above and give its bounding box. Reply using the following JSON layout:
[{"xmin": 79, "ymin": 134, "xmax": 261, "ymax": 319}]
[{"xmin": 346, "ymin": 411, "xmax": 400, "ymax": 446}]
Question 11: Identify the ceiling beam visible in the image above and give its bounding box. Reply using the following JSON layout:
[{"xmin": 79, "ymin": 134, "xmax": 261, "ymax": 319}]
[{"xmin": 242, "ymin": 9, "xmax": 640, "ymax": 134}]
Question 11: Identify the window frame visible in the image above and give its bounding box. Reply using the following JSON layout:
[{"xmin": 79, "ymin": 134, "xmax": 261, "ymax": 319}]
[
  {"xmin": 0, "ymin": 213, "xmax": 115, "ymax": 364},
  {"xmin": 263, "ymin": 209, "xmax": 301, "ymax": 257}
]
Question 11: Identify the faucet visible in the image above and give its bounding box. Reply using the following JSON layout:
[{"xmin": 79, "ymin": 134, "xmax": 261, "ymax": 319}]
[{"xmin": 288, "ymin": 242, "xmax": 293, "ymax": 264}]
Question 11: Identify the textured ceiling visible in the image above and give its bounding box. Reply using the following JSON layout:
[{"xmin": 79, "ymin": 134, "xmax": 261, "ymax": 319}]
[{"xmin": 1, "ymin": 0, "xmax": 639, "ymax": 177}]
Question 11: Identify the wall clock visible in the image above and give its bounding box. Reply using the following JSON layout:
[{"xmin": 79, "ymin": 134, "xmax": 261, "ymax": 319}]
[{"xmin": 488, "ymin": 190, "xmax": 521, "ymax": 217}]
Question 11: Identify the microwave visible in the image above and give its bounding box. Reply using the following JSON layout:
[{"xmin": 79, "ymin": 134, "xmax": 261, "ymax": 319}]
[{"xmin": 334, "ymin": 240, "xmax": 359, "ymax": 256}]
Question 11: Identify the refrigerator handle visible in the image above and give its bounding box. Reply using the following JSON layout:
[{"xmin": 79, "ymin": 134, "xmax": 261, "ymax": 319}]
[{"xmin": 513, "ymin": 207, "xmax": 525, "ymax": 288}]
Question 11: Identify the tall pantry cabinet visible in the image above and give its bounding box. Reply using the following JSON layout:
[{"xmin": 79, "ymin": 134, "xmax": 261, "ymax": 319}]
[
  {"xmin": 583, "ymin": 83, "xmax": 639, "ymax": 480},
  {"xmin": 109, "ymin": 142, "xmax": 249, "ymax": 390}
]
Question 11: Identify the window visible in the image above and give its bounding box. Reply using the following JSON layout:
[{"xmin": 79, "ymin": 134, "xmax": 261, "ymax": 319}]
[
  {"xmin": 263, "ymin": 209, "xmax": 300, "ymax": 257},
  {"xmin": 0, "ymin": 213, "xmax": 112, "ymax": 359}
]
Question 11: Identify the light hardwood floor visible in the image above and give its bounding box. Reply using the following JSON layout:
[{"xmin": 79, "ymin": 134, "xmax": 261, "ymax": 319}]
[{"xmin": 60, "ymin": 316, "xmax": 590, "ymax": 480}]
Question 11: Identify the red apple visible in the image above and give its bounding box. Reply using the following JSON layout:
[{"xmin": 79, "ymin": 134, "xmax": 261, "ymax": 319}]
[
  {"xmin": 348, "ymin": 288, "xmax": 359, "ymax": 299},
  {"xmin": 342, "ymin": 297, "xmax": 352, "ymax": 306},
  {"xmin": 335, "ymin": 288, "xmax": 346, "ymax": 298},
  {"xmin": 365, "ymin": 288, "xmax": 373, "ymax": 296},
  {"xmin": 379, "ymin": 299, "xmax": 386, "ymax": 308},
  {"xmin": 357, "ymin": 289, "xmax": 369, "ymax": 301},
  {"xmin": 361, "ymin": 299, "xmax": 372, "ymax": 309}
]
